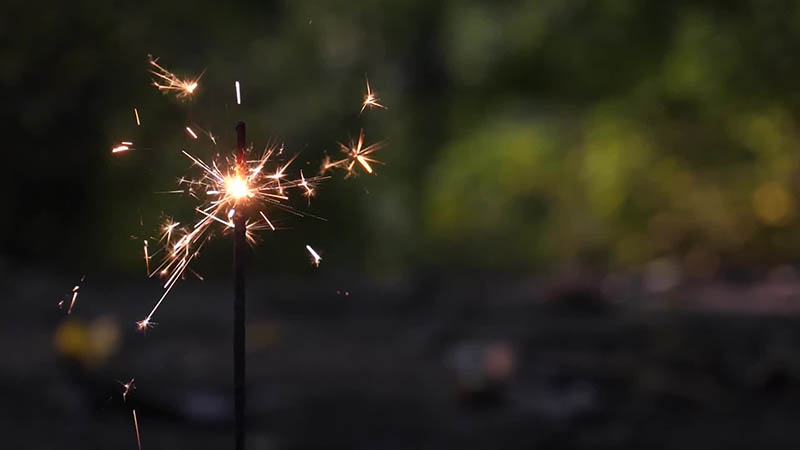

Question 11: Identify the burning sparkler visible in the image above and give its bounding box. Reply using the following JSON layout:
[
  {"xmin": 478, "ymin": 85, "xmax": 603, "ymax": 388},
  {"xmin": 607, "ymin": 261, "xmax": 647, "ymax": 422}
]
[
  {"xmin": 361, "ymin": 76, "xmax": 386, "ymax": 113},
  {"xmin": 135, "ymin": 129, "xmax": 326, "ymax": 331},
  {"xmin": 148, "ymin": 55, "xmax": 203, "ymax": 99},
  {"xmin": 118, "ymin": 54, "xmax": 389, "ymax": 450}
]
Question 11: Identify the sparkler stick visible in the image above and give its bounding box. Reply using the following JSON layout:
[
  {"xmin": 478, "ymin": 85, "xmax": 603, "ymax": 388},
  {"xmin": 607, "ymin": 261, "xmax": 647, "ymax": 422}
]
[{"xmin": 233, "ymin": 121, "xmax": 247, "ymax": 450}]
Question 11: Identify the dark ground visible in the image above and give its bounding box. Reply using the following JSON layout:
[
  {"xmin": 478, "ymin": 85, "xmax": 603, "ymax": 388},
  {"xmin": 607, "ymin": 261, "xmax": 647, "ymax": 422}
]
[{"xmin": 6, "ymin": 272, "xmax": 800, "ymax": 449}]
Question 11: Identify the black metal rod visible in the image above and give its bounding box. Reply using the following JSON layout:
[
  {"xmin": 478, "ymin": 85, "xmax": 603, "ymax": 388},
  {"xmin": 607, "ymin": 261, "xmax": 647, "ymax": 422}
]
[{"xmin": 233, "ymin": 121, "xmax": 247, "ymax": 450}]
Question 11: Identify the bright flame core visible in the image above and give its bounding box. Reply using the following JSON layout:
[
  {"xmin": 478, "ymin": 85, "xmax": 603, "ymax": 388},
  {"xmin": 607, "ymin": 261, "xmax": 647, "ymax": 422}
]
[{"xmin": 226, "ymin": 175, "xmax": 250, "ymax": 200}]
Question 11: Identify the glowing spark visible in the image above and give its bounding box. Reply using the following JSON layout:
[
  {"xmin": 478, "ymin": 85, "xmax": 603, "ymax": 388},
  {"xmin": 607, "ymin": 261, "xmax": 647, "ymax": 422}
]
[
  {"xmin": 324, "ymin": 129, "xmax": 384, "ymax": 177},
  {"xmin": 160, "ymin": 219, "xmax": 180, "ymax": 245},
  {"xmin": 356, "ymin": 155, "xmax": 373, "ymax": 173},
  {"xmin": 112, "ymin": 143, "xmax": 132, "ymax": 153},
  {"xmin": 185, "ymin": 127, "xmax": 198, "ymax": 139},
  {"xmin": 59, "ymin": 276, "xmax": 85, "ymax": 314},
  {"xmin": 68, "ymin": 288, "xmax": 78, "ymax": 314},
  {"xmin": 120, "ymin": 378, "xmax": 136, "ymax": 402},
  {"xmin": 136, "ymin": 318, "xmax": 155, "ymax": 332},
  {"xmin": 306, "ymin": 245, "xmax": 322, "ymax": 267},
  {"xmin": 235, "ymin": 81, "xmax": 241, "ymax": 105},
  {"xmin": 200, "ymin": 129, "xmax": 217, "ymax": 145},
  {"xmin": 132, "ymin": 410, "xmax": 142, "ymax": 450},
  {"xmin": 134, "ymin": 108, "xmax": 141, "ymax": 126},
  {"xmin": 189, "ymin": 267, "xmax": 205, "ymax": 281},
  {"xmin": 361, "ymin": 76, "xmax": 386, "ymax": 113},
  {"xmin": 143, "ymin": 240, "xmax": 150, "ymax": 276},
  {"xmin": 259, "ymin": 211, "xmax": 276, "ymax": 231},
  {"xmin": 148, "ymin": 55, "xmax": 203, "ymax": 99},
  {"xmin": 299, "ymin": 170, "xmax": 314, "ymax": 199}
]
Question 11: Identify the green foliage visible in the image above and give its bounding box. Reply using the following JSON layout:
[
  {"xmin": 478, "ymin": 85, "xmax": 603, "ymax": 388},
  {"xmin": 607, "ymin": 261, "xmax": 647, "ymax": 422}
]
[{"xmin": 8, "ymin": 0, "xmax": 800, "ymax": 273}]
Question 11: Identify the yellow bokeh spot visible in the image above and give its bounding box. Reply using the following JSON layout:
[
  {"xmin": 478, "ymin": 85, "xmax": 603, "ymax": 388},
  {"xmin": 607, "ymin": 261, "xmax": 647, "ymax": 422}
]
[
  {"xmin": 53, "ymin": 316, "xmax": 121, "ymax": 368},
  {"xmin": 753, "ymin": 182, "xmax": 795, "ymax": 226},
  {"xmin": 54, "ymin": 320, "xmax": 92, "ymax": 363}
]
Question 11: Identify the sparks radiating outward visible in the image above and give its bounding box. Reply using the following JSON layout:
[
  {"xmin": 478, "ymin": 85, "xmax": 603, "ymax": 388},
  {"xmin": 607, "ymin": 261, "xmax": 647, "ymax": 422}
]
[
  {"xmin": 361, "ymin": 76, "xmax": 386, "ymax": 113},
  {"xmin": 136, "ymin": 145, "xmax": 327, "ymax": 331},
  {"xmin": 148, "ymin": 55, "xmax": 204, "ymax": 99},
  {"xmin": 322, "ymin": 129, "xmax": 384, "ymax": 177}
]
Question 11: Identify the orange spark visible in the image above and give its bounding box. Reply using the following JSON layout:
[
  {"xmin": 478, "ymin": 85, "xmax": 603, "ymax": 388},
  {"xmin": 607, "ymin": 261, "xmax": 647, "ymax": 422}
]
[
  {"xmin": 360, "ymin": 76, "xmax": 386, "ymax": 113},
  {"xmin": 120, "ymin": 378, "xmax": 136, "ymax": 402},
  {"xmin": 185, "ymin": 127, "xmax": 198, "ymax": 139},
  {"xmin": 299, "ymin": 170, "xmax": 315, "ymax": 200},
  {"xmin": 143, "ymin": 240, "xmax": 150, "ymax": 276},
  {"xmin": 306, "ymin": 244, "xmax": 322, "ymax": 267},
  {"xmin": 134, "ymin": 108, "xmax": 141, "ymax": 126},
  {"xmin": 148, "ymin": 55, "xmax": 203, "ymax": 99},
  {"xmin": 59, "ymin": 276, "xmax": 85, "ymax": 314},
  {"xmin": 112, "ymin": 142, "xmax": 133, "ymax": 153},
  {"xmin": 324, "ymin": 129, "xmax": 384, "ymax": 177},
  {"xmin": 259, "ymin": 211, "xmax": 276, "ymax": 231}
]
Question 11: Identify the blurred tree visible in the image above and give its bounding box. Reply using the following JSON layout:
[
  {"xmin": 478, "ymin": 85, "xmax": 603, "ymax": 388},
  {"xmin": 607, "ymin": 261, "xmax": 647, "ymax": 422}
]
[{"xmin": 6, "ymin": 0, "xmax": 800, "ymax": 276}]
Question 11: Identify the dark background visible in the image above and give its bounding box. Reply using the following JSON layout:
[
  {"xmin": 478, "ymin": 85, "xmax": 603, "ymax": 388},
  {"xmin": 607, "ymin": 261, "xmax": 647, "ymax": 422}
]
[{"xmin": 6, "ymin": 1, "xmax": 800, "ymax": 448}]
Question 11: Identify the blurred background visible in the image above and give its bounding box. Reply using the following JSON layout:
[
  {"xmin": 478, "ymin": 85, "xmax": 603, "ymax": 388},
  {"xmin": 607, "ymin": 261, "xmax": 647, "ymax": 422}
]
[{"xmin": 6, "ymin": 0, "xmax": 800, "ymax": 448}]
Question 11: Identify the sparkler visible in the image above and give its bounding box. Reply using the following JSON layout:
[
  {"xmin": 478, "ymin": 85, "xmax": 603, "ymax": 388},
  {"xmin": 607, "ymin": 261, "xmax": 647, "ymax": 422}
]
[
  {"xmin": 134, "ymin": 134, "xmax": 325, "ymax": 331},
  {"xmin": 119, "ymin": 54, "xmax": 387, "ymax": 449}
]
